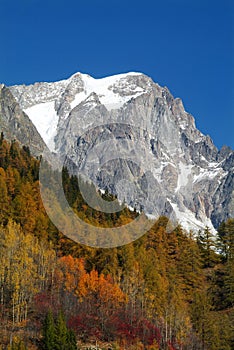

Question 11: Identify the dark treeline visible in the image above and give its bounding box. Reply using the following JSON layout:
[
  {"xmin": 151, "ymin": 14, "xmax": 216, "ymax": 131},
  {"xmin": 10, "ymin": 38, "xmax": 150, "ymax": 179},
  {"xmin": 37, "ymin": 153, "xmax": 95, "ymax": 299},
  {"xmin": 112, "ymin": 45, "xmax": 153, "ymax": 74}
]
[{"xmin": 0, "ymin": 136, "xmax": 233, "ymax": 350}]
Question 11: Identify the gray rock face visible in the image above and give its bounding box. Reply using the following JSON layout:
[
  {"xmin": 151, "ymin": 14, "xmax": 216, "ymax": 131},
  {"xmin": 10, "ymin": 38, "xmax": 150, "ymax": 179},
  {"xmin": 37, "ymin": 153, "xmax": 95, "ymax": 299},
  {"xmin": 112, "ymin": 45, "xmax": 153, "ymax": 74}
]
[
  {"xmin": 0, "ymin": 85, "xmax": 46, "ymax": 156},
  {"xmin": 7, "ymin": 72, "xmax": 234, "ymax": 232}
]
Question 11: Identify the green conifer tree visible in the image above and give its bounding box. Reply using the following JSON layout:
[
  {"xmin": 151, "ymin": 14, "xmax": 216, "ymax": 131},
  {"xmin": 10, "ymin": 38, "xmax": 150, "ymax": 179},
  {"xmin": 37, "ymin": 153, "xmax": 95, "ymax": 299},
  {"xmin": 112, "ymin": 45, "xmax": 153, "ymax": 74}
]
[
  {"xmin": 67, "ymin": 329, "xmax": 77, "ymax": 350},
  {"xmin": 197, "ymin": 227, "xmax": 218, "ymax": 268},
  {"xmin": 55, "ymin": 311, "xmax": 68, "ymax": 350},
  {"xmin": 42, "ymin": 310, "xmax": 56, "ymax": 350}
]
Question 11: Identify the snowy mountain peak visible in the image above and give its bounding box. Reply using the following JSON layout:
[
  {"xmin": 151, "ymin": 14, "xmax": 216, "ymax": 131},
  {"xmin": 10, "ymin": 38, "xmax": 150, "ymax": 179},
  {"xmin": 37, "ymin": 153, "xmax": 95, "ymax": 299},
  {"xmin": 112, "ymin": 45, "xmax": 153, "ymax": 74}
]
[
  {"xmin": 69, "ymin": 71, "xmax": 143, "ymax": 83},
  {"xmin": 9, "ymin": 72, "xmax": 152, "ymax": 149},
  {"xmin": 68, "ymin": 71, "xmax": 150, "ymax": 111},
  {"xmin": 7, "ymin": 72, "xmax": 234, "ymax": 234}
]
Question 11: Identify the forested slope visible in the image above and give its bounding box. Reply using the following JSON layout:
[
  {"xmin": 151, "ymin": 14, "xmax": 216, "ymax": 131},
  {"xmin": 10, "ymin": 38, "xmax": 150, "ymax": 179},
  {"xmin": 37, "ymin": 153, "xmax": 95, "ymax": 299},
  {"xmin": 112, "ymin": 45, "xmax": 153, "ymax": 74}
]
[{"xmin": 0, "ymin": 135, "xmax": 233, "ymax": 350}]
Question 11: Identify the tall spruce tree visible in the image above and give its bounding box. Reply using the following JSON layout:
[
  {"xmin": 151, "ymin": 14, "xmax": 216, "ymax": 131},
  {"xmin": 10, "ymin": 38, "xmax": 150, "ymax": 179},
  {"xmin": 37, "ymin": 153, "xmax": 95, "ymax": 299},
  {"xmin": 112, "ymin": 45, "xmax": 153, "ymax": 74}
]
[
  {"xmin": 218, "ymin": 219, "xmax": 234, "ymax": 261},
  {"xmin": 197, "ymin": 227, "xmax": 218, "ymax": 268},
  {"xmin": 55, "ymin": 311, "xmax": 69, "ymax": 350},
  {"xmin": 42, "ymin": 310, "xmax": 56, "ymax": 350},
  {"xmin": 217, "ymin": 219, "xmax": 234, "ymax": 307},
  {"xmin": 67, "ymin": 329, "xmax": 77, "ymax": 350}
]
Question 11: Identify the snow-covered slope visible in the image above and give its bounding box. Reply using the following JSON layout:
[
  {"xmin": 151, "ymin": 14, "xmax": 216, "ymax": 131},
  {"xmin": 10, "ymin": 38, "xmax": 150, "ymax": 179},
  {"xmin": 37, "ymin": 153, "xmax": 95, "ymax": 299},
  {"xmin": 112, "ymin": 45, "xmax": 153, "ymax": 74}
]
[
  {"xmin": 25, "ymin": 101, "xmax": 59, "ymax": 151},
  {"xmin": 10, "ymin": 72, "xmax": 148, "ymax": 150},
  {"xmin": 70, "ymin": 72, "xmax": 145, "ymax": 111},
  {"xmin": 9, "ymin": 72, "xmax": 234, "ymax": 233}
]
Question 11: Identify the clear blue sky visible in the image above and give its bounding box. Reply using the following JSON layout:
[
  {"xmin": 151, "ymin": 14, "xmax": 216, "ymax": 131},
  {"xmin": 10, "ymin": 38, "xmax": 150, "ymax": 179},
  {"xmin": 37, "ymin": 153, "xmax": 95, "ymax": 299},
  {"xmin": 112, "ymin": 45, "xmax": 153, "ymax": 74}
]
[{"xmin": 1, "ymin": 0, "xmax": 233, "ymax": 149}]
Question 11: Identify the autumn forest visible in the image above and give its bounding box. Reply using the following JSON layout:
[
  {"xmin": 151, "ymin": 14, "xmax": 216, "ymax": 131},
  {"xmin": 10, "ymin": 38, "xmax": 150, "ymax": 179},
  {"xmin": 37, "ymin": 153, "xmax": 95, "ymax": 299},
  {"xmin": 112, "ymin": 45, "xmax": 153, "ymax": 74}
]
[{"xmin": 0, "ymin": 135, "xmax": 233, "ymax": 350}]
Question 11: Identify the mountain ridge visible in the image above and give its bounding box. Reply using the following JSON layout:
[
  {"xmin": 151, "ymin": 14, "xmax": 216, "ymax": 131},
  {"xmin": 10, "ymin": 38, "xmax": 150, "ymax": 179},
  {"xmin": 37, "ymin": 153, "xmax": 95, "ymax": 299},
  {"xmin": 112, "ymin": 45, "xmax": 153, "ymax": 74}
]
[{"xmin": 2, "ymin": 71, "xmax": 233, "ymax": 233}]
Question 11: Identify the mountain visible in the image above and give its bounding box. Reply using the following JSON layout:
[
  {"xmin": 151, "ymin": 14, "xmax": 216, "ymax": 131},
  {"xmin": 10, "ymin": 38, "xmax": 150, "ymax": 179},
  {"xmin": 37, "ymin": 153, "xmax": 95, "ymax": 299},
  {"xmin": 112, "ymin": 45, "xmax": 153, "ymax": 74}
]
[{"xmin": 5, "ymin": 72, "xmax": 234, "ymax": 232}]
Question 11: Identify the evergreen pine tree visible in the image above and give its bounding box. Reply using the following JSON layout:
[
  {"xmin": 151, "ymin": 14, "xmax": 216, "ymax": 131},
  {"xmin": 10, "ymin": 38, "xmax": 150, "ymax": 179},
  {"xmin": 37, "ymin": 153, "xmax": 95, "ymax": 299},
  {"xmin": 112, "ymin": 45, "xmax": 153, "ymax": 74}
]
[
  {"xmin": 67, "ymin": 329, "xmax": 77, "ymax": 350},
  {"xmin": 55, "ymin": 311, "xmax": 68, "ymax": 350},
  {"xmin": 197, "ymin": 227, "xmax": 218, "ymax": 268},
  {"xmin": 42, "ymin": 310, "xmax": 56, "ymax": 350},
  {"xmin": 217, "ymin": 220, "xmax": 234, "ymax": 307},
  {"xmin": 218, "ymin": 219, "xmax": 234, "ymax": 261}
]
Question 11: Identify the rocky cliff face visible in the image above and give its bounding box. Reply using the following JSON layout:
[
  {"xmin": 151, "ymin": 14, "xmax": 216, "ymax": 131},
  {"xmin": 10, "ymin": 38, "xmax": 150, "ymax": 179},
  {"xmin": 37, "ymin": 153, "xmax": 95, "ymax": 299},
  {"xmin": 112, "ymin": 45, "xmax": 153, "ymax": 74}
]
[
  {"xmin": 7, "ymin": 72, "xmax": 234, "ymax": 232},
  {"xmin": 0, "ymin": 84, "xmax": 46, "ymax": 156}
]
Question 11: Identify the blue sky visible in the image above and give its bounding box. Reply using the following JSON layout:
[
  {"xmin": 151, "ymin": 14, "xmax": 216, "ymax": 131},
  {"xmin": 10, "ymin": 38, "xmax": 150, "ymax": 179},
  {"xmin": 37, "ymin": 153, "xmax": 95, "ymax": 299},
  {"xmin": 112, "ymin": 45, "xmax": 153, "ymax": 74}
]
[{"xmin": 1, "ymin": 0, "xmax": 233, "ymax": 149}]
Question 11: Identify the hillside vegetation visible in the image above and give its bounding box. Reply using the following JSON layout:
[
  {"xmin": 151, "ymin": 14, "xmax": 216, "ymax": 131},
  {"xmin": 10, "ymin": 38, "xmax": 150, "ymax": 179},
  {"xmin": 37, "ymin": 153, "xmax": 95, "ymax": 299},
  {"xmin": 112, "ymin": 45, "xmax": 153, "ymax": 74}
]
[{"xmin": 0, "ymin": 135, "xmax": 233, "ymax": 350}]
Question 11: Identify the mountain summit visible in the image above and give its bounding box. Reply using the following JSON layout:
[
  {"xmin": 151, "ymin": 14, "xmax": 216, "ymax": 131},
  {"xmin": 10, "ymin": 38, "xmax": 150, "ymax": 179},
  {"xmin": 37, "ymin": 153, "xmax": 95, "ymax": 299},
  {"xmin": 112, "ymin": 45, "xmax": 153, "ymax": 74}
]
[
  {"xmin": 9, "ymin": 72, "xmax": 148, "ymax": 150},
  {"xmin": 4, "ymin": 72, "xmax": 234, "ymax": 232}
]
